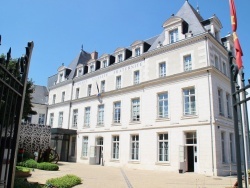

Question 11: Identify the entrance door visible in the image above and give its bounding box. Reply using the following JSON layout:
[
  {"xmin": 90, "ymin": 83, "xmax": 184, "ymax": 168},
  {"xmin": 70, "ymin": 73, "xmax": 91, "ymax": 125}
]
[
  {"xmin": 96, "ymin": 137, "xmax": 103, "ymax": 165},
  {"xmin": 187, "ymin": 146, "xmax": 194, "ymax": 172}
]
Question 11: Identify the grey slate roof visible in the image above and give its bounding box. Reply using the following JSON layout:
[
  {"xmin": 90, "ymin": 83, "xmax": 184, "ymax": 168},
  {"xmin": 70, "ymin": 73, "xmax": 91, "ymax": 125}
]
[
  {"xmin": 31, "ymin": 85, "xmax": 48, "ymax": 105},
  {"xmin": 176, "ymin": 1, "xmax": 205, "ymax": 35},
  {"xmin": 47, "ymin": 1, "xmax": 210, "ymax": 87}
]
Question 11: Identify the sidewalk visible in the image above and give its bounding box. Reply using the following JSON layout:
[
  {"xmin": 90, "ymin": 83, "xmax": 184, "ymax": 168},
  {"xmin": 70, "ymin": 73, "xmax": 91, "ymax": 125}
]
[{"xmin": 27, "ymin": 162, "xmax": 236, "ymax": 188}]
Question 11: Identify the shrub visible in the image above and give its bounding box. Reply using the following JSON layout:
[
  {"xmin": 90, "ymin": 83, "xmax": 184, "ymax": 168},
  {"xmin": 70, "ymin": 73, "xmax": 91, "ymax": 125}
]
[
  {"xmin": 46, "ymin": 174, "xmax": 82, "ymax": 188},
  {"xmin": 37, "ymin": 162, "xmax": 59, "ymax": 171},
  {"xmin": 17, "ymin": 159, "xmax": 37, "ymax": 168},
  {"xmin": 17, "ymin": 159, "xmax": 59, "ymax": 171},
  {"xmin": 16, "ymin": 166, "xmax": 30, "ymax": 173}
]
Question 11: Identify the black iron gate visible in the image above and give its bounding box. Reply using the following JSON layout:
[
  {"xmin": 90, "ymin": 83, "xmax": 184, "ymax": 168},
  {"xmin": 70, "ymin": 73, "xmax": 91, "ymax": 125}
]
[
  {"xmin": 0, "ymin": 36, "xmax": 34, "ymax": 188},
  {"xmin": 229, "ymin": 52, "xmax": 250, "ymax": 188}
]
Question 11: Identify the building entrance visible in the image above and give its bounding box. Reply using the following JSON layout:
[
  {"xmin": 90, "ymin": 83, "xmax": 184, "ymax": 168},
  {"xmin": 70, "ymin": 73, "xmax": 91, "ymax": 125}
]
[{"xmin": 89, "ymin": 137, "xmax": 104, "ymax": 165}]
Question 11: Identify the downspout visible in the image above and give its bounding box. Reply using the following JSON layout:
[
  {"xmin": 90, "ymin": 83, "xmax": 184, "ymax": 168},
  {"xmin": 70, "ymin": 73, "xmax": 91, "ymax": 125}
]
[{"xmin": 205, "ymin": 36, "xmax": 215, "ymax": 175}]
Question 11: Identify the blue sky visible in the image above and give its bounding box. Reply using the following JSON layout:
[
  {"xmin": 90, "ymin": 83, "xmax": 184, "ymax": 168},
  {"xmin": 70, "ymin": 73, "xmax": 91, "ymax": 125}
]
[{"xmin": 1, "ymin": 0, "xmax": 249, "ymax": 86}]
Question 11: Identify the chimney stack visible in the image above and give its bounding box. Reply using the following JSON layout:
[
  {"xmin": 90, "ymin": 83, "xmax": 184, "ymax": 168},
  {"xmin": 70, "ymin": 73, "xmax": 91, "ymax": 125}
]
[{"xmin": 91, "ymin": 51, "xmax": 98, "ymax": 60}]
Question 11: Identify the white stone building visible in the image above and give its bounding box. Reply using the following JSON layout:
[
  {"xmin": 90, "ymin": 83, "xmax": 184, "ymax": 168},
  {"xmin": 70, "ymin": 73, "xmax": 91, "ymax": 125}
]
[{"xmin": 46, "ymin": 1, "xmax": 237, "ymax": 176}]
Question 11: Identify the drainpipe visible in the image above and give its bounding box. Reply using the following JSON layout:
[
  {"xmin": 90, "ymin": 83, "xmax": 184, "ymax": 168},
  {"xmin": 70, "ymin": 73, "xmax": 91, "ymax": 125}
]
[{"xmin": 205, "ymin": 36, "xmax": 215, "ymax": 175}]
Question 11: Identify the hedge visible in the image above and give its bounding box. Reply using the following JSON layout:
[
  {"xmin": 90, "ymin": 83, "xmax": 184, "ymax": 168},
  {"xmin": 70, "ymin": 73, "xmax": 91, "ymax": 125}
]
[
  {"xmin": 17, "ymin": 159, "xmax": 59, "ymax": 171},
  {"xmin": 46, "ymin": 174, "xmax": 82, "ymax": 188}
]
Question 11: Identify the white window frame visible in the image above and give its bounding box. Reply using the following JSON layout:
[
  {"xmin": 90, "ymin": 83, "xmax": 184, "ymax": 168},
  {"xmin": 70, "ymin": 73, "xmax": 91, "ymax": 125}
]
[
  {"xmin": 169, "ymin": 28, "xmax": 178, "ymax": 43},
  {"xmin": 58, "ymin": 111, "xmax": 63, "ymax": 127},
  {"xmin": 52, "ymin": 94, "xmax": 56, "ymax": 104},
  {"xmin": 226, "ymin": 93, "xmax": 231, "ymax": 118},
  {"xmin": 103, "ymin": 60, "xmax": 108, "ymax": 68},
  {"xmin": 49, "ymin": 113, "xmax": 54, "ymax": 127},
  {"xmin": 159, "ymin": 62, "xmax": 166, "ymax": 77},
  {"xmin": 61, "ymin": 91, "xmax": 65, "ymax": 102},
  {"xmin": 84, "ymin": 107, "xmax": 91, "ymax": 127},
  {"xmin": 131, "ymin": 98, "xmax": 140, "ymax": 121},
  {"xmin": 112, "ymin": 135, "xmax": 119, "ymax": 160},
  {"xmin": 158, "ymin": 133, "xmax": 169, "ymax": 162},
  {"xmin": 75, "ymin": 88, "xmax": 79, "ymax": 99},
  {"xmin": 38, "ymin": 114, "xmax": 45, "ymax": 125},
  {"xmin": 116, "ymin": 76, "xmax": 121, "ymax": 89},
  {"xmin": 97, "ymin": 105, "xmax": 104, "ymax": 126},
  {"xmin": 101, "ymin": 80, "xmax": 105, "ymax": 93},
  {"xmin": 135, "ymin": 47, "xmax": 141, "ymax": 56},
  {"xmin": 90, "ymin": 65, "xmax": 95, "ymax": 72},
  {"xmin": 184, "ymin": 55, "xmax": 192, "ymax": 71},
  {"xmin": 72, "ymin": 109, "xmax": 78, "ymax": 128},
  {"xmin": 134, "ymin": 70, "xmax": 140, "ymax": 85},
  {"xmin": 214, "ymin": 55, "xmax": 219, "ymax": 70},
  {"xmin": 158, "ymin": 92, "xmax": 168, "ymax": 118},
  {"xmin": 118, "ymin": 54, "xmax": 123, "ymax": 62},
  {"xmin": 82, "ymin": 136, "xmax": 88, "ymax": 157},
  {"xmin": 87, "ymin": 84, "xmax": 92, "ymax": 96},
  {"xmin": 218, "ymin": 89, "xmax": 224, "ymax": 116},
  {"xmin": 114, "ymin": 101, "xmax": 121, "ymax": 123},
  {"xmin": 183, "ymin": 87, "xmax": 196, "ymax": 115},
  {"xmin": 131, "ymin": 135, "xmax": 139, "ymax": 160},
  {"xmin": 221, "ymin": 131, "xmax": 226, "ymax": 163}
]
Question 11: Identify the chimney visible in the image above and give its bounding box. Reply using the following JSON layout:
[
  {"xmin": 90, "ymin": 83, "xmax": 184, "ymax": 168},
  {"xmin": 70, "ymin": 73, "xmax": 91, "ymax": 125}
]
[{"xmin": 91, "ymin": 51, "xmax": 98, "ymax": 60}]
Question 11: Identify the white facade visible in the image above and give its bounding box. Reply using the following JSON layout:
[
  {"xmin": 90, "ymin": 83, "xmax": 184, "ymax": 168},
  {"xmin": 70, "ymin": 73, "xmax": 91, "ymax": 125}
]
[{"xmin": 46, "ymin": 2, "xmax": 238, "ymax": 176}]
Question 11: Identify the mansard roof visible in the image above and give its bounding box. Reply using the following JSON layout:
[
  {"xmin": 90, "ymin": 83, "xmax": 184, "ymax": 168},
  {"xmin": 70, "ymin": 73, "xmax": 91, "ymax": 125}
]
[{"xmin": 31, "ymin": 85, "xmax": 48, "ymax": 105}]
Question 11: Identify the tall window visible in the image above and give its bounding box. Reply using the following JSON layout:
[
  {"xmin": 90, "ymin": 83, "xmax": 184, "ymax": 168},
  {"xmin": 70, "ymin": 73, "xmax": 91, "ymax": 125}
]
[
  {"xmin": 87, "ymin": 84, "xmax": 92, "ymax": 96},
  {"xmin": 183, "ymin": 88, "xmax": 196, "ymax": 115},
  {"xmin": 82, "ymin": 136, "xmax": 88, "ymax": 157},
  {"xmin": 222, "ymin": 62, "xmax": 227, "ymax": 75},
  {"xmin": 158, "ymin": 133, "xmax": 169, "ymax": 162},
  {"xmin": 61, "ymin": 91, "xmax": 65, "ymax": 102},
  {"xmin": 38, "ymin": 114, "xmax": 45, "ymax": 125},
  {"xmin": 72, "ymin": 109, "xmax": 78, "ymax": 127},
  {"xmin": 84, "ymin": 107, "xmax": 91, "ymax": 127},
  {"xmin": 134, "ymin": 70, "xmax": 140, "ymax": 85},
  {"xmin": 118, "ymin": 54, "xmax": 123, "ymax": 62},
  {"xmin": 214, "ymin": 56, "xmax": 219, "ymax": 69},
  {"xmin": 226, "ymin": 93, "xmax": 231, "ymax": 118},
  {"xmin": 218, "ymin": 89, "xmax": 224, "ymax": 116},
  {"xmin": 135, "ymin": 48, "xmax": 141, "ymax": 56},
  {"xmin": 112, "ymin": 136, "xmax": 119, "ymax": 159},
  {"xmin": 58, "ymin": 112, "xmax": 63, "ymax": 127},
  {"xmin": 116, "ymin": 76, "xmax": 121, "ymax": 89},
  {"xmin": 184, "ymin": 55, "xmax": 192, "ymax": 71},
  {"xmin": 221, "ymin": 132, "xmax": 226, "ymax": 163},
  {"xmin": 132, "ymin": 98, "xmax": 140, "ymax": 121},
  {"xmin": 75, "ymin": 88, "xmax": 79, "ymax": 99},
  {"xmin": 103, "ymin": 60, "xmax": 108, "ymax": 68},
  {"xmin": 230, "ymin": 133, "xmax": 234, "ymax": 163},
  {"xmin": 97, "ymin": 105, "xmax": 104, "ymax": 126},
  {"xmin": 169, "ymin": 29, "xmax": 178, "ymax": 43},
  {"xmin": 70, "ymin": 136, "xmax": 76, "ymax": 156},
  {"xmin": 101, "ymin": 80, "xmax": 105, "ymax": 93},
  {"xmin": 159, "ymin": 62, "xmax": 166, "ymax": 77},
  {"xmin": 52, "ymin": 94, "xmax": 56, "ymax": 104},
  {"xmin": 158, "ymin": 93, "xmax": 168, "ymax": 118},
  {"xmin": 131, "ymin": 135, "xmax": 139, "ymax": 160},
  {"xmin": 78, "ymin": 69, "xmax": 82, "ymax": 77},
  {"xmin": 114, "ymin": 102, "xmax": 121, "ymax": 123},
  {"xmin": 49, "ymin": 113, "xmax": 54, "ymax": 127}
]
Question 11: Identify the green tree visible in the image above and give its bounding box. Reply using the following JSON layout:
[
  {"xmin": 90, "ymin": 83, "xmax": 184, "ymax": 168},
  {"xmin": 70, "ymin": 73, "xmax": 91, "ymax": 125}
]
[{"xmin": 0, "ymin": 53, "xmax": 37, "ymax": 121}]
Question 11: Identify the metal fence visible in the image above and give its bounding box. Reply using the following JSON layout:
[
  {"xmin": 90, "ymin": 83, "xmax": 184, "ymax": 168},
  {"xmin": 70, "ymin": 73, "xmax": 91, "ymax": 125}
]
[{"xmin": 0, "ymin": 36, "xmax": 34, "ymax": 188}]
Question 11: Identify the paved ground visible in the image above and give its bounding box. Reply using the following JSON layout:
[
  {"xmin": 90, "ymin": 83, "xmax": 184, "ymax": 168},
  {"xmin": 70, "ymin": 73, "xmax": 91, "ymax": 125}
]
[{"xmin": 27, "ymin": 162, "xmax": 237, "ymax": 188}]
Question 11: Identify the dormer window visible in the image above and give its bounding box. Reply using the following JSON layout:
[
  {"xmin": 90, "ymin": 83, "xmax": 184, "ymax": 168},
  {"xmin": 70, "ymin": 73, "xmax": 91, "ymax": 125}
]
[
  {"xmin": 78, "ymin": 69, "xmax": 82, "ymax": 77},
  {"xmin": 135, "ymin": 48, "xmax": 141, "ymax": 57},
  {"xmin": 103, "ymin": 60, "xmax": 108, "ymax": 68},
  {"xmin": 90, "ymin": 65, "xmax": 95, "ymax": 72},
  {"xmin": 59, "ymin": 73, "xmax": 63, "ymax": 82},
  {"xmin": 169, "ymin": 29, "xmax": 179, "ymax": 43},
  {"xmin": 118, "ymin": 54, "xmax": 123, "ymax": 62}
]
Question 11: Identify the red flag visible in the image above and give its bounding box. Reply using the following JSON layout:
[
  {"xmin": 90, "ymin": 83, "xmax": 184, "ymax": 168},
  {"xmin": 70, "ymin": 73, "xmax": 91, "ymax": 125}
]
[
  {"xmin": 233, "ymin": 32, "xmax": 243, "ymax": 69},
  {"xmin": 229, "ymin": 0, "xmax": 237, "ymax": 31}
]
